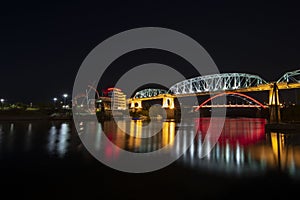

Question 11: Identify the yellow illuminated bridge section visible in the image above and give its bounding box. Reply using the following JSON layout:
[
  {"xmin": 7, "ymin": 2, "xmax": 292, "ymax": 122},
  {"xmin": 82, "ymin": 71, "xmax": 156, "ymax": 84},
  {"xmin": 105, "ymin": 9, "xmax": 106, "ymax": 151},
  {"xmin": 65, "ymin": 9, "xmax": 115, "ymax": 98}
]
[{"xmin": 129, "ymin": 70, "xmax": 300, "ymax": 110}]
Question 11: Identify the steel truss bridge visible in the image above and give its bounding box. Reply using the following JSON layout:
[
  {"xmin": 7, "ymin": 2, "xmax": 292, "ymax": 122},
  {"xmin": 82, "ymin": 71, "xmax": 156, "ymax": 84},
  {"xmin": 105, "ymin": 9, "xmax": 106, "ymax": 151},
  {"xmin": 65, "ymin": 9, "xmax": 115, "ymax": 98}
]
[
  {"xmin": 169, "ymin": 73, "xmax": 267, "ymax": 94},
  {"xmin": 134, "ymin": 89, "xmax": 168, "ymax": 99},
  {"xmin": 131, "ymin": 69, "xmax": 300, "ymax": 98},
  {"xmin": 129, "ymin": 69, "xmax": 300, "ymax": 121}
]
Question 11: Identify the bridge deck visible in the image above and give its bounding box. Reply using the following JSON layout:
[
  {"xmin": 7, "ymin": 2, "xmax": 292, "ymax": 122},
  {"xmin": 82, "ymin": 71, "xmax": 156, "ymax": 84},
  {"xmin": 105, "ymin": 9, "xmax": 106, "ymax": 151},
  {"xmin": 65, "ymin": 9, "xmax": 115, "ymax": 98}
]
[{"xmin": 129, "ymin": 82, "xmax": 300, "ymax": 101}]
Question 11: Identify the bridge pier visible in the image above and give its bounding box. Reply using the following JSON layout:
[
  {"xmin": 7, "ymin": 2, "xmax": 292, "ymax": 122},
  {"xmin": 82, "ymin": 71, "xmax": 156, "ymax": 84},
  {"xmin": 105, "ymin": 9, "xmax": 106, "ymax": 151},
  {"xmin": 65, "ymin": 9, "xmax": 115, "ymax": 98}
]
[
  {"xmin": 162, "ymin": 97, "xmax": 175, "ymax": 119},
  {"xmin": 164, "ymin": 108, "xmax": 175, "ymax": 119},
  {"xmin": 162, "ymin": 96, "xmax": 175, "ymax": 109},
  {"xmin": 130, "ymin": 100, "xmax": 142, "ymax": 109},
  {"xmin": 269, "ymin": 83, "xmax": 281, "ymax": 123},
  {"xmin": 129, "ymin": 96, "xmax": 176, "ymax": 119}
]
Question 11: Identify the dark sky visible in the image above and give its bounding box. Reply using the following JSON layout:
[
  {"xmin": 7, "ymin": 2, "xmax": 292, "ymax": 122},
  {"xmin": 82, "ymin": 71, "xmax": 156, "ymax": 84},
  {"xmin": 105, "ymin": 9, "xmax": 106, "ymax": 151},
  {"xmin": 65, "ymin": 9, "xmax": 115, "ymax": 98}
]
[{"xmin": 1, "ymin": 1, "xmax": 300, "ymax": 103}]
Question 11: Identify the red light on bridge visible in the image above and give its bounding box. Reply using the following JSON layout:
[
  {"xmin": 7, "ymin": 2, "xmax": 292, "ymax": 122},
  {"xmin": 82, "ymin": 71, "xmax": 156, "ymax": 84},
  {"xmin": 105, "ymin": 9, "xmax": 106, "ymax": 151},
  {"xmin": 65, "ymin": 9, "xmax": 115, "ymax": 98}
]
[{"xmin": 194, "ymin": 92, "xmax": 267, "ymax": 111}]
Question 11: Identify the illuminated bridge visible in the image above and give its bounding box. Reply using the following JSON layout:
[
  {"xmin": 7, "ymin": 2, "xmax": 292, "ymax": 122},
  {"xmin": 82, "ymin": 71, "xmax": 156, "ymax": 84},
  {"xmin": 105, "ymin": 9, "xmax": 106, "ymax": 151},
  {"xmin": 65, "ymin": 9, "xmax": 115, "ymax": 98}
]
[
  {"xmin": 129, "ymin": 69, "xmax": 300, "ymax": 121},
  {"xmin": 168, "ymin": 73, "xmax": 266, "ymax": 94}
]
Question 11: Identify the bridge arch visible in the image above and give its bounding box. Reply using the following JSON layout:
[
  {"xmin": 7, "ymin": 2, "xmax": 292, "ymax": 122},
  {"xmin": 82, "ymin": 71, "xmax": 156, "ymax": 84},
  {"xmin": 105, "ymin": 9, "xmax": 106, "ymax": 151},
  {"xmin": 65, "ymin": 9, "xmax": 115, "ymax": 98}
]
[
  {"xmin": 168, "ymin": 73, "xmax": 267, "ymax": 94},
  {"xmin": 277, "ymin": 69, "xmax": 300, "ymax": 83},
  {"xmin": 194, "ymin": 92, "xmax": 267, "ymax": 111},
  {"xmin": 134, "ymin": 88, "xmax": 168, "ymax": 98}
]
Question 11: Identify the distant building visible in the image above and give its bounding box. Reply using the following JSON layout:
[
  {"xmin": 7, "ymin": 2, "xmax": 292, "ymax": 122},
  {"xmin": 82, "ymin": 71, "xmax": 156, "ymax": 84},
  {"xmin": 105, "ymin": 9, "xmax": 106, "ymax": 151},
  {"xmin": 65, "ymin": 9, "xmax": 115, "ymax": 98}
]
[
  {"xmin": 101, "ymin": 88, "xmax": 127, "ymax": 111},
  {"xmin": 95, "ymin": 97, "xmax": 111, "ymax": 112}
]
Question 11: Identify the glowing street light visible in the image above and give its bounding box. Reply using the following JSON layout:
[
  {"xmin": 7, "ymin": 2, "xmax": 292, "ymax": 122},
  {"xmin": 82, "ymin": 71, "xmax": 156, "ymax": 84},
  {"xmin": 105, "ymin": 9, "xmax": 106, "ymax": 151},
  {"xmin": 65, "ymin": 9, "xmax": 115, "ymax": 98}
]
[
  {"xmin": 63, "ymin": 94, "xmax": 68, "ymax": 107},
  {"xmin": 53, "ymin": 97, "xmax": 58, "ymax": 109},
  {"xmin": 0, "ymin": 99, "xmax": 4, "ymax": 109}
]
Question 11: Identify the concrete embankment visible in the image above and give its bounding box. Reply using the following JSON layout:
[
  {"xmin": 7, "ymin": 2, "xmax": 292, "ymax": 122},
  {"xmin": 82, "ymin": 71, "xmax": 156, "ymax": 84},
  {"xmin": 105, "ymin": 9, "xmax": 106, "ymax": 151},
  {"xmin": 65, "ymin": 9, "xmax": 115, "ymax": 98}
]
[{"xmin": 0, "ymin": 111, "xmax": 72, "ymax": 121}]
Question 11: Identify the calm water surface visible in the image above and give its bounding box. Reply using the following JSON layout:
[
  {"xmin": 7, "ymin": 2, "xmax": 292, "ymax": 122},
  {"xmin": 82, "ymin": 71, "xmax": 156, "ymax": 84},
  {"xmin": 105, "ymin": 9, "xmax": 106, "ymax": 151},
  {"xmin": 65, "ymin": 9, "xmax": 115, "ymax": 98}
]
[{"xmin": 0, "ymin": 118, "xmax": 300, "ymax": 199}]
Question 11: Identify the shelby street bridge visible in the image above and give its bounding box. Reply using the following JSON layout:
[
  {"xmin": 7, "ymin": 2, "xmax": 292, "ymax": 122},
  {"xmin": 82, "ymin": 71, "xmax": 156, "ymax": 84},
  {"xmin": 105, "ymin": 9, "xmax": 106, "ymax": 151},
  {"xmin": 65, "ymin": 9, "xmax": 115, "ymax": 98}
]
[{"xmin": 129, "ymin": 69, "xmax": 300, "ymax": 122}]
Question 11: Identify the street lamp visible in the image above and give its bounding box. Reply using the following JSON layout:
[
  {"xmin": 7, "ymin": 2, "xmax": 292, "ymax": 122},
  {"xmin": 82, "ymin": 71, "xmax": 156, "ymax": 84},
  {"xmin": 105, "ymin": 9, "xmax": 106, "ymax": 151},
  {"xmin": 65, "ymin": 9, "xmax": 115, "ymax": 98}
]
[
  {"xmin": 0, "ymin": 99, "xmax": 4, "ymax": 109},
  {"xmin": 63, "ymin": 94, "xmax": 68, "ymax": 108},
  {"xmin": 53, "ymin": 97, "xmax": 57, "ymax": 109}
]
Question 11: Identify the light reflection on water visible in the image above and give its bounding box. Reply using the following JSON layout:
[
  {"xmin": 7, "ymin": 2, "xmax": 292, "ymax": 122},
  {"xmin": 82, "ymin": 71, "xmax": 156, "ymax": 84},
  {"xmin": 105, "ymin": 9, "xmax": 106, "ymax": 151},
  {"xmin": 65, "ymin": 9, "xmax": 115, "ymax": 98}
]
[
  {"xmin": 0, "ymin": 118, "xmax": 300, "ymax": 179},
  {"xmin": 78, "ymin": 120, "xmax": 178, "ymax": 155},
  {"xmin": 78, "ymin": 118, "xmax": 300, "ymax": 178},
  {"xmin": 183, "ymin": 118, "xmax": 268, "ymax": 176},
  {"xmin": 0, "ymin": 124, "xmax": 3, "ymax": 145},
  {"xmin": 47, "ymin": 123, "xmax": 70, "ymax": 158},
  {"xmin": 24, "ymin": 123, "xmax": 32, "ymax": 151}
]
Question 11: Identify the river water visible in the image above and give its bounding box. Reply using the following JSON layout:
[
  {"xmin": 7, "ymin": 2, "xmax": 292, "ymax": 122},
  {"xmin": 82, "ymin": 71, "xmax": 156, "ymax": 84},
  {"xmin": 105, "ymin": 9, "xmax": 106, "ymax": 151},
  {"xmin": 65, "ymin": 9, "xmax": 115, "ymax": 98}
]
[{"xmin": 0, "ymin": 118, "xmax": 299, "ymax": 199}]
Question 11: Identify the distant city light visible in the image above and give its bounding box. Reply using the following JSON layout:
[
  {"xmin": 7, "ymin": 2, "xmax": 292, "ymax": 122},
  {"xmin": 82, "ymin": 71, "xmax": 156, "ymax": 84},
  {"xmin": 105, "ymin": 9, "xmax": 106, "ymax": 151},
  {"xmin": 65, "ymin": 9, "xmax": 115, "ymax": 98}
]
[
  {"xmin": 0, "ymin": 99, "xmax": 4, "ymax": 103},
  {"xmin": 53, "ymin": 97, "xmax": 58, "ymax": 101},
  {"xmin": 63, "ymin": 94, "xmax": 68, "ymax": 98}
]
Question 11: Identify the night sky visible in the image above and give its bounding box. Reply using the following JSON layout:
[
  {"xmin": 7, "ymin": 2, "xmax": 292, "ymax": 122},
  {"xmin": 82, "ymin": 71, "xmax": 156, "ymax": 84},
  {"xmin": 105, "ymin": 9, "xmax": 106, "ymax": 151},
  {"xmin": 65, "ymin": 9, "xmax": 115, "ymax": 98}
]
[{"xmin": 1, "ymin": 1, "xmax": 300, "ymax": 103}]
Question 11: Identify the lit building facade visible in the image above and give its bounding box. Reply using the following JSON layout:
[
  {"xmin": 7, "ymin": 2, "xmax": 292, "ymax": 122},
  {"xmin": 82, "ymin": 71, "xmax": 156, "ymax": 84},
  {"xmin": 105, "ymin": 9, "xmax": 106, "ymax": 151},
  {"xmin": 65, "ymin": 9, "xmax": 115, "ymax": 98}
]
[{"xmin": 105, "ymin": 88, "xmax": 127, "ymax": 111}]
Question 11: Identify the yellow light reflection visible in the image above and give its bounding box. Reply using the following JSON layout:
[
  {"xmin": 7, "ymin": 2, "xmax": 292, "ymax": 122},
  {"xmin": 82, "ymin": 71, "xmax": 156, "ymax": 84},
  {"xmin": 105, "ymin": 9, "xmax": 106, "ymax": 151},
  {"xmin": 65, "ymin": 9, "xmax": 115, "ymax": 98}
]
[
  {"xmin": 162, "ymin": 122, "xmax": 169, "ymax": 146},
  {"xmin": 136, "ymin": 120, "xmax": 142, "ymax": 138},
  {"xmin": 169, "ymin": 122, "xmax": 175, "ymax": 145},
  {"xmin": 161, "ymin": 121, "xmax": 176, "ymax": 147},
  {"xmin": 270, "ymin": 132, "xmax": 285, "ymax": 169},
  {"xmin": 128, "ymin": 120, "xmax": 135, "ymax": 149}
]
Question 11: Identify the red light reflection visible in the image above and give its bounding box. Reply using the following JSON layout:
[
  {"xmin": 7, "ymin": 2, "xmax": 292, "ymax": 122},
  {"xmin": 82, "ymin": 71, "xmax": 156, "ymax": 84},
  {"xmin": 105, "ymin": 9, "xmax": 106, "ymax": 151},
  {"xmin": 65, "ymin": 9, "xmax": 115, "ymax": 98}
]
[{"xmin": 195, "ymin": 118, "xmax": 267, "ymax": 146}]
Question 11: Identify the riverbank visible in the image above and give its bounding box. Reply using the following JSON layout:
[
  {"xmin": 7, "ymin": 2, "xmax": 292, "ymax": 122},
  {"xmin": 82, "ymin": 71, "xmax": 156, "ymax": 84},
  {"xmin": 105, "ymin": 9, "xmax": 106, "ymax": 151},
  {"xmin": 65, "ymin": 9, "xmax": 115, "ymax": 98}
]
[{"xmin": 0, "ymin": 110, "xmax": 72, "ymax": 121}]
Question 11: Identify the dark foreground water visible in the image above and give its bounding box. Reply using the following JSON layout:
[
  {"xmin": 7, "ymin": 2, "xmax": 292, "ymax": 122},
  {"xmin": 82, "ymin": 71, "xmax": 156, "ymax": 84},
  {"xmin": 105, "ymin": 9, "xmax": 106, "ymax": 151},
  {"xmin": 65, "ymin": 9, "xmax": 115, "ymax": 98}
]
[{"xmin": 0, "ymin": 118, "xmax": 300, "ymax": 199}]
